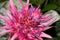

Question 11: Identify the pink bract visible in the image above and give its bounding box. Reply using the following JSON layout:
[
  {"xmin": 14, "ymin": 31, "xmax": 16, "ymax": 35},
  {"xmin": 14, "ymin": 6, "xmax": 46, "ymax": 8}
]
[{"xmin": 0, "ymin": 0, "xmax": 57, "ymax": 40}]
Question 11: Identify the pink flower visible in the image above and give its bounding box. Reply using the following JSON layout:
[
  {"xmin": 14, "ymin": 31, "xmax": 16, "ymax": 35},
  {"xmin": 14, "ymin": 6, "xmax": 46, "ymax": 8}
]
[{"xmin": 0, "ymin": 0, "xmax": 57, "ymax": 40}]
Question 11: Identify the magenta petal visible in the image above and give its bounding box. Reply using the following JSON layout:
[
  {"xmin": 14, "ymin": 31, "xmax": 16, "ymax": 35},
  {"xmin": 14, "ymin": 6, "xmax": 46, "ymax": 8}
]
[
  {"xmin": 10, "ymin": 0, "xmax": 16, "ymax": 10},
  {"xmin": 25, "ymin": 0, "xmax": 29, "ymax": 9},
  {"xmin": 41, "ymin": 18, "xmax": 56, "ymax": 26},
  {"xmin": 19, "ymin": 33, "xmax": 24, "ymax": 40},
  {"xmin": 39, "ymin": 38, "xmax": 43, "ymax": 40},
  {"xmin": 18, "ymin": 0, "xmax": 24, "ymax": 7},
  {"xmin": 2, "ymin": 25, "xmax": 12, "ymax": 29},
  {"xmin": 0, "ymin": 15, "xmax": 11, "ymax": 24},
  {"xmin": 5, "ymin": 11, "xmax": 13, "ymax": 20},
  {"xmin": 0, "ymin": 30, "xmax": 11, "ymax": 35},
  {"xmin": 0, "ymin": 0, "xmax": 58, "ymax": 40},
  {"xmin": 10, "ymin": 33, "xmax": 18, "ymax": 40},
  {"xmin": 43, "ymin": 26, "xmax": 53, "ymax": 31},
  {"xmin": 40, "ymin": 32, "xmax": 52, "ymax": 38}
]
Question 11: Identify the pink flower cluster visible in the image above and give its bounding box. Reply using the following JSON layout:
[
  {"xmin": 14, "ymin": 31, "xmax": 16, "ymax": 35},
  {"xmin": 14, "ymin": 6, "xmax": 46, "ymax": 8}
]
[{"xmin": 0, "ymin": 0, "xmax": 57, "ymax": 40}]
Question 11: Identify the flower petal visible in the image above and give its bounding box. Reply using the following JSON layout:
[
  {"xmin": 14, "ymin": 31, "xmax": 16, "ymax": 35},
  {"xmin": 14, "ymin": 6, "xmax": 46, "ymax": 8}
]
[
  {"xmin": 43, "ymin": 26, "xmax": 53, "ymax": 31},
  {"xmin": 19, "ymin": 33, "xmax": 24, "ymax": 40},
  {"xmin": 2, "ymin": 25, "xmax": 12, "ymax": 29},
  {"xmin": 41, "ymin": 17, "xmax": 56, "ymax": 26},
  {"xmin": 5, "ymin": 11, "xmax": 13, "ymax": 20},
  {"xmin": 0, "ymin": 30, "xmax": 11, "ymax": 35},
  {"xmin": 39, "ymin": 38, "xmax": 43, "ymax": 40},
  {"xmin": 11, "ymin": 33, "xmax": 18, "ymax": 40},
  {"xmin": 0, "ymin": 15, "xmax": 11, "ymax": 24},
  {"xmin": 18, "ymin": 0, "xmax": 24, "ymax": 7},
  {"xmin": 41, "ymin": 14, "xmax": 53, "ymax": 22},
  {"xmin": 40, "ymin": 32, "xmax": 52, "ymax": 38},
  {"xmin": 25, "ymin": 0, "xmax": 29, "ymax": 10},
  {"xmin": 10, "ymin": 0, "xmax": 16, "ymax": 10}
]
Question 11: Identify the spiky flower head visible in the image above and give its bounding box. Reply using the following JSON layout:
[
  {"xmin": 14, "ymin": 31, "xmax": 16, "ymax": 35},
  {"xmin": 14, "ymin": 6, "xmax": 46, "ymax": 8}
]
[{"xmin": 0, "ymin": 0, "xmax": 58, "ymax": 40}]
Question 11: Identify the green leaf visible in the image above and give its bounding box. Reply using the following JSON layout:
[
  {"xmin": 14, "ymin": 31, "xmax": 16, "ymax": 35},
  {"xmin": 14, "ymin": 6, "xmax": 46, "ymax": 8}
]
[
  {"xmin": 48, "ymin": 0, "xmax": 60, "ymax": 6},
  {"xmin": 23, "ymin": 0, "xmax": 45, "ymax": 6},
  {"xmin": 57, "ymin": 36, "xmax": 60, "ymax": 40},
  {"xmin": 0, "ymin": 0, "xmax": 8, "ymax": 3},
  {"xmin": 42, "ymin": 4, "xmax": 58, "ymax": 12},
  {"xmin": 56, "ymin": 7, "xmax": 60, "ymax": 13},
  {"xmin": 56, "ymin": 20, "xmax": 60, "ymax": 33},
  {"xmin": 56, "ymin": 20, "xmax": 60, "ymax": 27},
  {"xmin": 30, "ymin": 0, "xmax": 45, "ymax": 5}
]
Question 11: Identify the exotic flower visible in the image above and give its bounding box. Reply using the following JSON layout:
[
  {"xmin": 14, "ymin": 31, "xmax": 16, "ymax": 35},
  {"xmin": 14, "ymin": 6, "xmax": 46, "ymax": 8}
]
[{"xmin": 0, "ymin": 0, "xmax": 58, "ymax": 40}]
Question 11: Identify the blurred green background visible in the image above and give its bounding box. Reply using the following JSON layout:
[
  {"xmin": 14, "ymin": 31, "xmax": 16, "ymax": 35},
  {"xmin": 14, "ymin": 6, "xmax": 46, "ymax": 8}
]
[{"xmin": 0, "ymin": 0, "xmax": 60, "ymax": 40}]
